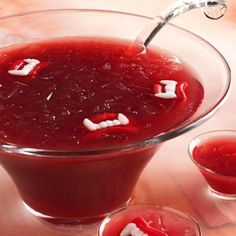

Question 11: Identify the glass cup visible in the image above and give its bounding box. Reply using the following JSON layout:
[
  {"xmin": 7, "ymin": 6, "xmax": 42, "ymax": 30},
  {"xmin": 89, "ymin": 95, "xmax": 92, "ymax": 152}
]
[
  {"xmin": 189, "ymin": 130, "xmax": 236, "ymax": 200},
  {"xmin": 0, "ymin": 9, "xmax": 231, "ymax": 224},
  {"xmin": 98, "ymin": 204, "xmax": 201, "ymax": 236}
]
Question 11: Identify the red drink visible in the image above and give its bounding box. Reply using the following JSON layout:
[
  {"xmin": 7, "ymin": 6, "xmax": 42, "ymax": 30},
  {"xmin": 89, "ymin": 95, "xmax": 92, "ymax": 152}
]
[
  {"xmin": 99, "ymin": 205, "xmax": 201, "ymax": 236},
  {"xmin": 191, "ymin": 131, "xmax": 236, "ymax": 197},
  {"xmin": 0, "ymin": 38, "xmax": 203, "ymax": 150},
  {"xmin": 0, "ymin": 37, "xmax": 204, "ymax": 221}
]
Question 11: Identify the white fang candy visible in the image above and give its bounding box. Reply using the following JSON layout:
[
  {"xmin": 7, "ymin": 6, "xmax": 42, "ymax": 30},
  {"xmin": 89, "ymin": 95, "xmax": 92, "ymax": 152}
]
[
  {"xmin": 83, "ymin": 113, "xmax": 129, "ymax": 131},
  {"xmin": 120, "ymin": 223, "xmax": 148, "ymax": 236},
  {"xmin": 118, "ymin": 113, "xmax": 129, "ymax": 125},
  {"xmin": 155, "ymin": 80, "xmax": 177, "ymax": 99},
  {"xmin": 8, "ymin": 58, "xmax": 40, "ymax": 76},
  {"xmin": 83, "ymin": 118, "xmax": 99, "ymax": 131},
  {"xmin": 112, "ymin": 120, "xmax": 120, "ymax": 126}
]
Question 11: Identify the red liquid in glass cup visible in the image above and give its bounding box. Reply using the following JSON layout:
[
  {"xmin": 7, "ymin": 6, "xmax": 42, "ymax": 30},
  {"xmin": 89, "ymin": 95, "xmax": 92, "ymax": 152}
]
[
  {"xmin": 192, "ymin": 133, "xmax": 236, "ymax": 197},
  {"xmin": 99, "ymin": 205, "xmax": 201, "ymax": 236},
  {"xmin": 0, "ymin": 38, "xmax": 204, "ymax": 221}
]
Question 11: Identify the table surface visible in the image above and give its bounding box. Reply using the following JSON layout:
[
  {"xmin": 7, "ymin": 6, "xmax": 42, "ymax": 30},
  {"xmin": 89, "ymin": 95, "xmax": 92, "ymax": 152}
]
[{"xmin": 0, "ymin": 1, "xmax": 236, "ymax": 235}]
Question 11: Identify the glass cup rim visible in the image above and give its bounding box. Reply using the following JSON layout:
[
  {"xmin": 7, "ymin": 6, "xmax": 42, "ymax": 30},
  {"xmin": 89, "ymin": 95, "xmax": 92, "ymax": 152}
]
[
  {"xmin": 0, "ymin": 9, "xmax": 231, "ymax": 157},
  {"xmin": 189, "ymin": 129, "xmax": 236, "ymax": 177},
  {"xmin": 98, "ymin": 204, "xmax": 202, "ymax": 236}
]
